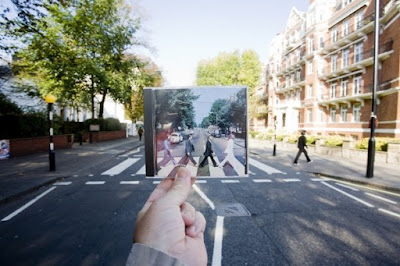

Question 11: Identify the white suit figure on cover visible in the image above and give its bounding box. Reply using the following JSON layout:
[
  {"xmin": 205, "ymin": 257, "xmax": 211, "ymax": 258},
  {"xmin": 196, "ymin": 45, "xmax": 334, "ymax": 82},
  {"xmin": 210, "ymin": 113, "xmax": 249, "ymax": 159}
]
[{"xmin": 219, "ymin": 133, "xmax": 244, "ymax": 175}]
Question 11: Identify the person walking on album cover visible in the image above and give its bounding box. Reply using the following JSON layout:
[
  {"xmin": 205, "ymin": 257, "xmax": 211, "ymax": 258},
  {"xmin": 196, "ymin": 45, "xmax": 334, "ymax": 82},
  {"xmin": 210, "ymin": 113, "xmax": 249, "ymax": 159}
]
[
  {"xmin": 219, "ymin": 133, "xmax": 244, "ymax": 175},
  {"xmin": 199, "ymin": 135, "xmax": 218, "ymax": 168},
  {"xmin": 184, "ymin": 134, "xmax": 197, "ymax": 166},
  {"xmin": 158, "ymin": 135, "xmax": 176, "ymax": 168}
]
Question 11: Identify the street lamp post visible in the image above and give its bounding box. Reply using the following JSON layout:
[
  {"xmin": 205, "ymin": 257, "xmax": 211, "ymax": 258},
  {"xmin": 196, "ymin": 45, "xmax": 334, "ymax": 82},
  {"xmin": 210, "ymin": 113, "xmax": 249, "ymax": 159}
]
[
  {"xmin": 45, "ymin": 94, "xmax": 57, "ymax": 171},
  {"xmin": 273, "ymin": 116, "xmax": 277, "ymax": 156},
  {"xmin": 366, "ymin": 0, "xmax": 380, "ymax": 178}
]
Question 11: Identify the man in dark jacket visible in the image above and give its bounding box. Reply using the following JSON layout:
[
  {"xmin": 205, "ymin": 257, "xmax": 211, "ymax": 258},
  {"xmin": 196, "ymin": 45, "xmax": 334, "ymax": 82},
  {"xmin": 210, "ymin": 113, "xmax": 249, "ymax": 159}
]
[
  {"xmin": 185, "ymin": 134, "xmax": 197, "ymax": 166},
  {"xmin": 199, "ymin": 135, "xmax": 218, "ymax": 167},
  {"xmin": 293, "ymin": 130, "xmax": 312, "ymax": 165}
]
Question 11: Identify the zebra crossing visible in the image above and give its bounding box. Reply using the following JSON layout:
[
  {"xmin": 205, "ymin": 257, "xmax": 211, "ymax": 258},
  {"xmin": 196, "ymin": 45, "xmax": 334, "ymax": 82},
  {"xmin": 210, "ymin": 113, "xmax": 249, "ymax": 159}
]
[{"xmin": 55, "ymin": 155, "xmax": 334, "ymax": 187}]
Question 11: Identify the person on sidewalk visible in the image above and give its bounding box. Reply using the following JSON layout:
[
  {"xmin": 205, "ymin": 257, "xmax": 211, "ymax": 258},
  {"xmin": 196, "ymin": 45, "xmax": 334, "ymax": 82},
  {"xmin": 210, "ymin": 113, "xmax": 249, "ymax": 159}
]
[
  {"xmin": 184, "ymin": 134, "xmax": 197, "ymax": 166},
  {"xmin": 138, "ymin": 127, "xmax": 143, "ymax": 141},
  {"xmin": 199, "ymin": 135, "xmax": 218, "ymax": 168},
  {"xmin": 293, "ymin": 130, "xmax": 312, "ymax": 165},
  {"xmin": 127, "ymin": 167, "xmax": 207, "ymax": 265}
]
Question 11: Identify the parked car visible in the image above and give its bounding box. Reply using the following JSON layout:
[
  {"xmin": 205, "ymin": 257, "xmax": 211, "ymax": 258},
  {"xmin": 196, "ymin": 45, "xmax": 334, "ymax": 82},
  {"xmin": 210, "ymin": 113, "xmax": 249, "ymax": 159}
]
[
  {"xmin": 170, "ymin": 132, "xmax": 183, "ymax": 144},
  {"xmin": 212, "ymin": 129, "xmax": 221, "ymax": 138}
]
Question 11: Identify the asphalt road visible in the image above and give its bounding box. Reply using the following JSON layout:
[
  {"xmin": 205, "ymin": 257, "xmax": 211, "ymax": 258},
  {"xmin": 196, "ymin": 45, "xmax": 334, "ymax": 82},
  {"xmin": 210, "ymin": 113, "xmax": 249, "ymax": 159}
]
[{"xmin": 1, "ymin": 146, "xmax": 400, "ymax": 265}]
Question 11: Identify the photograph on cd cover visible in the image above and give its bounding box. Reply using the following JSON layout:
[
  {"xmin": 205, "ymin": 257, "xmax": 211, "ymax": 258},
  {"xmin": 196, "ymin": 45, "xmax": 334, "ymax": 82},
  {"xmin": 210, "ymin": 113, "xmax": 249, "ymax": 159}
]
[{"xmin": 144, "ymin": 86, "xmax": 248, "ymax": 178}]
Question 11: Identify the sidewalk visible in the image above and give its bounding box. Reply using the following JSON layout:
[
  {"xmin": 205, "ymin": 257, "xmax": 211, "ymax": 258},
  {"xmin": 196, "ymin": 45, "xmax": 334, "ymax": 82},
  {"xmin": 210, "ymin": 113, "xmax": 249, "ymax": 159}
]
[
  {"xmin": 0, "ymin": 136, "xmax": 144, "ymax": 205},
  {"xmin": 250, "ymin": 139, "xmax": 400, "ymax": 194}
]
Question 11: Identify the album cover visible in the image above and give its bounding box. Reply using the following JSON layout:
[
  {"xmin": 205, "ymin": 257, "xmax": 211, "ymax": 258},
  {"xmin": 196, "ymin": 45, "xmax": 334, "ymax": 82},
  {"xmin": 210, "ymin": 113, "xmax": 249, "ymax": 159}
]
[{"xmin": 144, "ymin": 86, "xmax": 248, "ymax": 178}]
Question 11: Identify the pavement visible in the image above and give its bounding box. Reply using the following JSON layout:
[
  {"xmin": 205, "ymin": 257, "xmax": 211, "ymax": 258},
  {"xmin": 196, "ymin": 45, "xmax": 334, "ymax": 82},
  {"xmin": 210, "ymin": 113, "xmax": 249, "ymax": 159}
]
[
  {"xmin": 249, "ymin": 139, "xmax": 400, "ymax": 194},
  {"xmin": 0, "ymin": 136, "xmax": 399, "ymax": 206},
  {"xmin": 0, "ymin": 136, "xmax": 144, "ymax": 205}
]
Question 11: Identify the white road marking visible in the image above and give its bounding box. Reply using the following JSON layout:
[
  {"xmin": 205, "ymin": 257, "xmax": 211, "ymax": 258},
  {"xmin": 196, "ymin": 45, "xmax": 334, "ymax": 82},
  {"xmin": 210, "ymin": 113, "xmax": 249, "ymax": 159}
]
[
  {"xmin": 311, "ymin": 178, "xmax": 327, "ymax": 181},
  {"xmin": 195, "ymin": 180, "xmax": 207, "ymax": 184},
  {"xmin": 153, "ymin": 181, "xmax": 161, "ymax": 184},
  {"xmin": 221, "ymin": 180, "xmax": 240, "ymax": 183},
  {"xmin": 120, "ymin": 181, "xmax": 140, "ymax": 185},
  {"xmin": 253, "ymin": 179, "xmax": 272, "ymax": 183},
  {"xmin": 73, "ymin": 175, "xmax": 78, "ymax": 177},
  {"xmin": 193, "ymin": 184, "xmax": 215, "ymax": 210},
  {"xmin": 133, "ymin": 155, "xmax": 143, "ymax": 157},
  {"xmin": 321, "ymin": 181, "xmax": 374, "ymax": 208},
  {"xmin": 248, "ymin": 158, "xmax": 283, "ymax": 174},
  {"xmin": 209, "ymin": 157, "xmax": 225, "ymax": 177},
  {"xmin": 156, "ymin": 157, "xmax": 182, "ymax": 177},
  {"xmin": 186, "ymin": 157, "xmax": 199, "ymax": 177},
  {"xmin": 366, "ymin": 193, "xmax": 397, "ymax": 204},
  {"xmin": 131, "ymin": 174, "xmax": 136, "ymax": 176},
  {"xmin": 296, "ymin": 172, "xmax": 300, "ymax": 175},
  {"xmin": 336, "ymin": 183, "xmax": 359, "ymax": 191},
  {"xmin": 283, "ymin": 179, "xmax": 301, "ymax": 182},
  {"xmin": 1, "ymin": 187, "xmax": 57, "ymax": 222},
  {"xmin": 101, "ymin": 158, "xmax": 140, "ymax": 176},
  {"xmin": 212, "ymin": 216, "xmax": 224, "ymax": 266},
  {"xmin": 85, "ymin": 181, "xmax": 105, "ymax": 185},
  {"xmin": 378, "ymin": 208, "xmax": 400, "ymax": 218},
  {"xmin": 88, "ymin": 174, "xmax": 94, "ymax": 177},
  {"xmin": 53, "ymin": 182, "xmax": 72, "ymax": 186},
  {"xmin": 137, "ymin": 164, "xmax": 146, "ymax": 175}
]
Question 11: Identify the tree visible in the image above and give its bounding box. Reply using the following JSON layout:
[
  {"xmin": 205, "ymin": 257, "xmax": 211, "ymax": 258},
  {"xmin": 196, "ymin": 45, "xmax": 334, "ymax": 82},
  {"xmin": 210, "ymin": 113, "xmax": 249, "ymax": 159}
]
[
  {"xmin": 2, "ymin": 0, "xmax": 143, "ymax": 119},
  {"xmin": 125, "ymin": 56, "xmax": 163, "ymax": 122}
]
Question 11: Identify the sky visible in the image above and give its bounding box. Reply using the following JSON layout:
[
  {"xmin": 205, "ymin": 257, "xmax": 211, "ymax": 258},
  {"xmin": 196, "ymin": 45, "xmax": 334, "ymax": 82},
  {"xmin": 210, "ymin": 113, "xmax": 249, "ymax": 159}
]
[{"xmin": 135, "ymin": 0, "xmax": 310, "ymax": 86}]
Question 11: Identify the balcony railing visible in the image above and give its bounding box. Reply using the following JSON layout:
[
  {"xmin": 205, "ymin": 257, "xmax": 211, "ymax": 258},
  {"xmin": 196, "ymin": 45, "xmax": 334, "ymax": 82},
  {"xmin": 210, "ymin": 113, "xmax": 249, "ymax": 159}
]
[{"xmin": 319, "ymin": 41, "xmax": 393, "ymax": 79}]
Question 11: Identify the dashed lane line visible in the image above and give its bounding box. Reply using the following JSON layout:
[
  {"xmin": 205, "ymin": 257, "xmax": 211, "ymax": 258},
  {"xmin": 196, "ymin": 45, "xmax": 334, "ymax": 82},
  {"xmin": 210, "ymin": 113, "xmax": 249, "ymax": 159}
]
[
  {"xmin": 253, "ymin": 179, "xmax": 272, "ymax": 183},
  {"xmin": 321, "ymin": 181, "xmax": 374, "ymax": 208},
  {"xmin": 2, "ymin": 187, "xmax": 57, "ymax": 222},
  {"xmin": 120, "ymin": 181, "xmax": 140, "ymax": 185},
  {"xmin": 54, "ymin": 182, "xmax": 72, "ymax": 186},
  {"xmin": 283, "ymin": 179, "xmax": 301, "ymax": 182},
  {"xmin": 221, "ymin": 180, "xmax": 240, "ymax": 184},
  {"xmin": 378, "ymin": 208, "xmax": 400, "ymax": 219},
  {"xmin": 85, "ymin": 181, "xmax": 105, "ymax": 185},
  {"xmin": 366, "ymin": 193, "xmax": 397, "ymax": 204}
]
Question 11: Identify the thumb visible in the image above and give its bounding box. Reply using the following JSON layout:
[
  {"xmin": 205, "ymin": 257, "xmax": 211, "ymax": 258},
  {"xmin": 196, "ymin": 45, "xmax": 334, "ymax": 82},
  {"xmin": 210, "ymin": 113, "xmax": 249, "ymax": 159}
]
[{"xmin": 163, "ymin": 167, "xmax": 192, "ymax": 205}]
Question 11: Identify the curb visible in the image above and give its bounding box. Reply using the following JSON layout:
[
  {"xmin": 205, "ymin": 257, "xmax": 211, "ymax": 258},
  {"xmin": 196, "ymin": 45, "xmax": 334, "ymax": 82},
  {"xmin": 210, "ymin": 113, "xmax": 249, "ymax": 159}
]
[
  {"xmin": 0, "ymin": 142, "xmax": 145, "ymax": 206},
  {"xmin": 309, "ymin": 171, "xmax": 400, "ymax": 194}
]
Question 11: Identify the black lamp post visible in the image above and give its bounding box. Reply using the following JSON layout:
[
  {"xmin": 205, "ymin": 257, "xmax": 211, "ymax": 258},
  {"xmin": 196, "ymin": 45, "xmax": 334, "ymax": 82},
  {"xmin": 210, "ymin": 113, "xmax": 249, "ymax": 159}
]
[
  {"xmin": 273, "ymin": 116, "xmax": 277, "ymax": 156},
  {"xmin": 366, "ymin": 0, "xmax": 380, "ymax": 178},
  {"xmin": 45, "ymin": 94, "xmax": 57, "ymax": 171}
]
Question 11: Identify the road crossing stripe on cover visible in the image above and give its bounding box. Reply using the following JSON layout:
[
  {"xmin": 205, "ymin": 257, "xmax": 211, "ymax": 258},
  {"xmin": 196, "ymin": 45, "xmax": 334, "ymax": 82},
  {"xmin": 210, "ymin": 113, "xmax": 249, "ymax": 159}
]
[
  {"xmin": 156, "ymin": 157, "xmax": 182, "ymax": 177},
  {"xmin": 248, "ymin": 158, "xmax": 283, "ymax": 174},
  {"xmin": 209, "ymin": 157, "xmax": 225, "ymax": 177},
  {"xmin": 101, "ymin": 158, "xmax": 140, "ymax": 176}
]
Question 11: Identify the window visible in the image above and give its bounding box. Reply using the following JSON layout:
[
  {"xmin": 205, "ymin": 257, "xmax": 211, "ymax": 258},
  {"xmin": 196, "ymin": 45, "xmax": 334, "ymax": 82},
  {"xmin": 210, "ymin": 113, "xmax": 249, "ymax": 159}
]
[
  {"xmin": 307, "ymin": 85, "xmax": 313, "ymax": 98},
  {"xmin": 355, "ymin": 11, "xmax": 364, "ymax": 29},
  {"xmin": 296, "ymin": 50, "xmax": 301, "ymax": 61},
  {"xmin": 318, "ymin": 108, "xmax": 324, "ymax": 123},
  {"xmin": 342, "ymin": 0, "xmax": 353, "ymax": 7},
  {"xmin": 307, "ymin": 109, "xmax": 312, "ymax": 123},
  {"xmin": 307, "ymin": 61, "xmax": 313, "ymax": 75},
  {"xmin": 330, "ymin": 107, "xmax": 336, "ymax": 122},
  {"xmin": 285, "ymin": 76, "xmax": 289, "ymax": 88},
  {"xmin": 331, "ymin": 54, "xmax": 338, "ymax": 72},
  {"xmin": 341, "ymin": 105, "xmax": 348, "ymax": 122},
  {"xmin": 308, "ymin": 38, "xmax": 314, "ymax": 53},
  {"xmin": 330, "ymin": 84, "xmax": 337, "ymax": 98},
  {"xmin": 341, "ymin": 80, "xmax": 348, "ymax": 97},
  {"xmin": 290, "ymin": 53, "xmax": 294, "ymax": 66},
  {"xmin": 296, "ymin": 70, "xmax": 301, "ymax": 81},
  {"xmin": 317, "ymin": 87, "xmax": 324, "ymax": 100},
  {"xmin": 342, "ymin": 19, "xmax": 350, "ymax": 36},
  {"xmin": 355, "ymin": 42, "xmax": 363, "ymax": 63},
  {"xmin": 342, "ymin": 48, "xmax": 349, "ymax": 67},
  {"xmin": 319, "ymin": 35, "xmax": 324, "ymax": 49},
  {"xmin": 353, "ymin": 104, "xmax": 361, "ymax": 122},
  {"xmin": 353, "ymin": 76, "xmax": 362, "ymax": 94},
  {"xmin": 332, "ymin": 27, "xmax": 338, "ymax": 43}
]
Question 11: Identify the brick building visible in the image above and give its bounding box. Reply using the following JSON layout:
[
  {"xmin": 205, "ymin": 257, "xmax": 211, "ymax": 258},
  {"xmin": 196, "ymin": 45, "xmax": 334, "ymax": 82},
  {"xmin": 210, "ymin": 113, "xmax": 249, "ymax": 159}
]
[{"xmin": 254, "ymin": 0, "xmax": 400, "ymax": 139}]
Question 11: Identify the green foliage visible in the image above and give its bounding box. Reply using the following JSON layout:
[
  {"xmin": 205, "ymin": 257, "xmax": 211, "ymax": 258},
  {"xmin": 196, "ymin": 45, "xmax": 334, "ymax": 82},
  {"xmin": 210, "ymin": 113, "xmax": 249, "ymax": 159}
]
[
  {"xmin": 287, "ymin": 135, "xmax": 298, "ymax": 144},
  {"xmin": 355, "ymin": 138, "xmax": 400, "ymax": 152},
  {"xmin": 0, "ymin": 113, "xmax": 51, "ymax": 139},
  {"xmin": 306, "ymin": 136, "xmax": 318, "ymax": 145},
  {"xmin": 0, "ymin": 92, "xmax": 23, "ymax": 115},
  {"xmin": 276, "ymin": 135, "xmax": 286, "ymax": 142},
  {"xmin": 250, "ymin": 131, "xmax": 258, "ymax": 138},
  {"xmin": 323, "ymin": 136, "xmax": 344, "ymax": 147}
]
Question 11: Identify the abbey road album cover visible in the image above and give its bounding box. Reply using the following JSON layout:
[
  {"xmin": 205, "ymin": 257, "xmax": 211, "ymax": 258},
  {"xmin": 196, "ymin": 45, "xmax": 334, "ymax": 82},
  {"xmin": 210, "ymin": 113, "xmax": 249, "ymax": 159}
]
[{"xmin": 144, "ymin": 86, "xmax": 248, "ymax": 178}]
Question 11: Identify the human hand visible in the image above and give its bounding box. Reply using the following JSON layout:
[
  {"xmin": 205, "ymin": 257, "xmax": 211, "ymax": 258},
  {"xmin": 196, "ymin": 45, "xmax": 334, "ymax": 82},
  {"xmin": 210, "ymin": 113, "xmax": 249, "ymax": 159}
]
[{"xmin": 134, "ymin": 167, "xmax": 207, "ymax": 266}]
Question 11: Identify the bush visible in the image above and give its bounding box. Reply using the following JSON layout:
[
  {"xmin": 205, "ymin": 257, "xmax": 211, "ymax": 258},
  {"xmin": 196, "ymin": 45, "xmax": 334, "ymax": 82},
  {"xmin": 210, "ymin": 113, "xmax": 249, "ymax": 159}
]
[
  {"xmin": 323, "ymin": 136, "xmax": 344, "ymax": 147},
  {"xmin": 287, "ymin": 135, "xmax": 298, "ymax": 144},
  {"xmin": 276, "ymin": 135, "xmax": 286, "ymax": 142},
  {"xmin": 0, "ymin": 113, "xmax": 51, "ymax": 139},
  {"xmin": 355, "ymin": 138, "xmax": 400, "ymax": 151},
  {"xmin": 250, "ymin": 131, "xmax": 258, "ymax": 138}
]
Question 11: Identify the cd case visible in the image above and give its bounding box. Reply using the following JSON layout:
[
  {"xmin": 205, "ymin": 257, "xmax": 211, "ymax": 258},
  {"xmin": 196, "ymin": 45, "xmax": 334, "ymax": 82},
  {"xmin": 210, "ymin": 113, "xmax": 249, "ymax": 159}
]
[{"xmin": 144, "ymin": 86, "xmax": 248, "ymax": 178}]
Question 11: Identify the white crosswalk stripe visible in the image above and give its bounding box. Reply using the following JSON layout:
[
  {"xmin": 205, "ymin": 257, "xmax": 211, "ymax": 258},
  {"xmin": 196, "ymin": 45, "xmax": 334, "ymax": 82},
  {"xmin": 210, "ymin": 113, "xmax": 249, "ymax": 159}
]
[
  {"xmin": 248, "ymin": 158, "xmax": 283, "ymax": 174},
  {"xmin": 101, "ymin": 158, "xmax": 140, "ymax": 176}
]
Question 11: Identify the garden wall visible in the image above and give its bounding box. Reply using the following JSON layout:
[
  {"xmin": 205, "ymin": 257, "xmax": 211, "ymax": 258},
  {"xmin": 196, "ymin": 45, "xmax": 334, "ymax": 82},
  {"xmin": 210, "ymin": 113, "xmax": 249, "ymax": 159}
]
[
  {"xmin": 10, "ymin": 134, "xmax": 74, "ymax": 157},
  {"xmin": 82, "ymin": 130, "xmax": 126, "ymax": 143}
]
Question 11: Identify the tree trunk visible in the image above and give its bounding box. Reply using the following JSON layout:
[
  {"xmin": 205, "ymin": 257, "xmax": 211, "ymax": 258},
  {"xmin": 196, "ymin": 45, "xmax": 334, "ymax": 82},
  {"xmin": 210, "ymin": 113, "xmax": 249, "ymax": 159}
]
[
  {"xmin": 98, "ymin": 88, "xmax": 108, "ymax": 118},
  {"xmin": 90, "ymin": 75, "xmax": 95, "ymax": 119}
]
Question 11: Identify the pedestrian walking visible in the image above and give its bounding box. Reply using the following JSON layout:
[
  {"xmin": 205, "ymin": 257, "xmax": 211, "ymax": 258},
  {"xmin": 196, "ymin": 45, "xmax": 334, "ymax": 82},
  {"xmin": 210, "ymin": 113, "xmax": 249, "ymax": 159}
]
[
  {"xmin": 199, "ymin": 135, "xmax": 218, "ymax": 168},
  {"xmin": 293, "ymin": 130, "xmax": 312, "ymax": 165},
  {"xmin": 184, "ymin": 134, "xmax": 197, "ymax": 166},
  {"xmin": 158, "ymin": 135, "xmax": 176, "ymax": 168},
  {"xmin": 138, "ymin": 127, "xmax": 143, "ymax": 141}
]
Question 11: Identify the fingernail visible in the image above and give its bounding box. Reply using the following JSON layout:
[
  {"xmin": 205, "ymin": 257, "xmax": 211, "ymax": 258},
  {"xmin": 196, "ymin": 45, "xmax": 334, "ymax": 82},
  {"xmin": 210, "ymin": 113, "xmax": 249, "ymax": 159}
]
[
  {"xmin": 190, "ymin": 225, "xmax": 197, "ymax": 234},
  {"xmin": 184, "ymin": 211, "xmax": 194, "ymax": 219}
]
